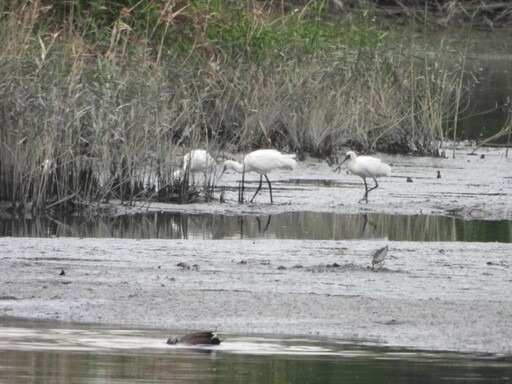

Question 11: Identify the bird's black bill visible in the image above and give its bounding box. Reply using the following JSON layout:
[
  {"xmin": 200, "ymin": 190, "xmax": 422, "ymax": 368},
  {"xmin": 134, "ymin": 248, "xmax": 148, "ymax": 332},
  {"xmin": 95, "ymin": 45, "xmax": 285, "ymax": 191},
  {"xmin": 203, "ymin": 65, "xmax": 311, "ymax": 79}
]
[{"xmin": 332, "ymin": 155, "xmax": 350, "ymax": 173}]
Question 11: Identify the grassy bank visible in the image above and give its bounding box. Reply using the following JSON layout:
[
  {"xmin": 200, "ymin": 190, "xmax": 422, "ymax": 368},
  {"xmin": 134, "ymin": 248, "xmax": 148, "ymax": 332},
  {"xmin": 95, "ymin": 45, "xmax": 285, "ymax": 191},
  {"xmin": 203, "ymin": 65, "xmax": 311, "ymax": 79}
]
[{"xmin": 0, "ymin": 1, "xmax": 491, "ymax": 209}]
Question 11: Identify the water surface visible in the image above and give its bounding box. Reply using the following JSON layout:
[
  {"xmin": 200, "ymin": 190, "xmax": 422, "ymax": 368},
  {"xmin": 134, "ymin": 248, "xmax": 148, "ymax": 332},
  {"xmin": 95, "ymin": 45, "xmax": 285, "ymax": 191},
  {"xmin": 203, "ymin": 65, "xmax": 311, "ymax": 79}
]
[
  {"xmin": 1, "ymin": 318, "xmax": 510, "ymax": 384},
  {"xmin": 1, "ymin": 211, "xmax": 510, "ymax": 242}
]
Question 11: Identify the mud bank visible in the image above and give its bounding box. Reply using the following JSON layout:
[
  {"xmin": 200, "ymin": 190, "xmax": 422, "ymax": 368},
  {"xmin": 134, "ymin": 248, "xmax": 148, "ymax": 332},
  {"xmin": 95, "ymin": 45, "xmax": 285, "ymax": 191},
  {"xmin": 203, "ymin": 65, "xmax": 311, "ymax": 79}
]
[
  {"xmin": 106, "ymin": 147, "xmax": 511, "ymax": 221},
  {"xmin": 1, "ymin": 237, "xmax": 511, "ymax": 354}
]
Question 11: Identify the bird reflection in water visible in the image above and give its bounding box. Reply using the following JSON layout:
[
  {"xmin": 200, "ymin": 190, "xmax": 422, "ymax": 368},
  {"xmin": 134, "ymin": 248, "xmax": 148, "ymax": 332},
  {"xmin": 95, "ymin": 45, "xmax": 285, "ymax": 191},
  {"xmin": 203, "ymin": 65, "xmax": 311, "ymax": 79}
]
[
  {"xmin": 238, "ymin": 215, "xmax": 272, "ymax": 239},
  {"xmin": 361, "ymin": 213, "xmax": 378, "ymax": 233}
]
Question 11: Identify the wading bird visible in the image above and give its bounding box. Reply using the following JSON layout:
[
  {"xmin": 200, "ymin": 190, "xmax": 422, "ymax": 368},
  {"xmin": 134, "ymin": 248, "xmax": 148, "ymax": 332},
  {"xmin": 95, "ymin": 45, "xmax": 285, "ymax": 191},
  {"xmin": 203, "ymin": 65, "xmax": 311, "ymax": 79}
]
[
  {"xmin": 166, "ymin": 331, "xmax": 221, "ymax": 346},
  {"xmin": 182, "ymin": 149, "xmax": 216, "ymax": 174},
  {"xmin": 222, "ymin": 149, "xmax": 297, "ymax": 204},
  {"xmin": 334, "ymin": 151, "xmax": 391, "ymax": 203},
  {"xmin": 174, "ymin": 149, "xmax": 216, "ymax": 184},
  {"xmin": 371, "ymin": 245, "xmax": 388, "ymax": 270}
]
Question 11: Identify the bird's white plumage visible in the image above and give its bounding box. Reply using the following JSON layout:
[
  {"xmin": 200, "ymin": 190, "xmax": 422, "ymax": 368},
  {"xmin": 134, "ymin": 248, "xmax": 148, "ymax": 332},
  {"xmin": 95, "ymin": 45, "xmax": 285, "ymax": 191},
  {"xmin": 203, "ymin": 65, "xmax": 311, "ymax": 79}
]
[
  {"xmin": 244, "ymin": 149, "xmax": 297, "ymax": 174},
  {"xmin": 182, "ymin": 149, "xmax": 216, "ymax": 173},
  {"xmin": 222, "ymin": 149, "xmax": 297, "ymax": 203},
  {"xmin": 174, "ymin": 150, "xmax": 217, "ymax": 194},
  {"xmin": 223, "ymin": 149, "xmax": 296, "ymax": 174},
  {"xmin": 344, "ymin": 151, "xmax": 391, "ymax": 178},
  {"xmin": 335, "ymin": 150, "xmax": 391, "ymax": 203}
]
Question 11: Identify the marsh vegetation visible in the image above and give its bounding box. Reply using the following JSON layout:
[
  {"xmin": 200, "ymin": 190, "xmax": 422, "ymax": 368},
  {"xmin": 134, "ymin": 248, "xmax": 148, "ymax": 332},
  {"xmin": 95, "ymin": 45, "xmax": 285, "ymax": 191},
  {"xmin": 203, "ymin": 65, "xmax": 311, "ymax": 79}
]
[{"xmin": 1, "ymin": 1, "xmax": 510, "ymax": 211}]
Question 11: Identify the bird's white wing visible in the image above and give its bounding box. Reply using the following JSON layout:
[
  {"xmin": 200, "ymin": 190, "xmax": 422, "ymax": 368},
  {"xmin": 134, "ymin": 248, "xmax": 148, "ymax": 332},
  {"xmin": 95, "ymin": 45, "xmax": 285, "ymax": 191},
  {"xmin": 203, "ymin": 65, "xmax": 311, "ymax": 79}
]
[
  {"xmin": 356, "ymin": 156, "xmax": 391, "ymax": 178},
  {"xmin": 246, "ymin": 149, "xmax": 297, "ymax": 173},
  {"xmin": 358, "ymin": 155, "xmax": 382, "ymax": 163}
]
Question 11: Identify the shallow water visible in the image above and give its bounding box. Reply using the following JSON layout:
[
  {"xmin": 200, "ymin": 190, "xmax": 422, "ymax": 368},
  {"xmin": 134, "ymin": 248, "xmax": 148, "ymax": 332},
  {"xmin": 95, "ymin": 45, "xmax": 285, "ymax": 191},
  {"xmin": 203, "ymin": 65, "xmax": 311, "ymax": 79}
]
[
  {"xmin": 461, "ymin": 55, "xmax": 512, "ymax": 144},
  {"xmin": 1, "ymin": 149, "xmax": 511, "ymax": 382},
  {"xmin": 1, "ymin": 318, "xmax": 511, "ymax": 384},
  {"xmin": 1, "ymin": 211, "xmax": 510, "ymax": 242}
]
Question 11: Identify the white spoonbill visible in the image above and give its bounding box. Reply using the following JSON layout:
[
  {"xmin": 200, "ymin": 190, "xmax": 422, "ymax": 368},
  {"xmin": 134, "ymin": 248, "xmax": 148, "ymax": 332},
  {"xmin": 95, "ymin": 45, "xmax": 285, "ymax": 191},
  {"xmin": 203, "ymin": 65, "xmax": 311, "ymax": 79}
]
[
  {"xmin": 222, "ymin": 149, "xmax": 297, "ymax": 204},
  {"xmin": 334, "ymin": 151, "xmax": 391, "ymax": 203},
  {"xmin": 172, "ymin": 150, "xmax": 217, "ymax": 202},
  {"xmin": 182, "ymin": 149, "xmax": 216, "ymax": 173},
  {"xmin": 174, "ymin": 149, "xmax": 216, "ymax": 182}
]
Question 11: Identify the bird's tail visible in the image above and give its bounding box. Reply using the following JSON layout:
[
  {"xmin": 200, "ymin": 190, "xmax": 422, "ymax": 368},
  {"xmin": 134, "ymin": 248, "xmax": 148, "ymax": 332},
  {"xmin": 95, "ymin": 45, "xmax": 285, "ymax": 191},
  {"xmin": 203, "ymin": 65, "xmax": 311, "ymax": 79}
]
[{"xmin": 282, "ymin": 156, "xmax": 297, "ymax": 170}]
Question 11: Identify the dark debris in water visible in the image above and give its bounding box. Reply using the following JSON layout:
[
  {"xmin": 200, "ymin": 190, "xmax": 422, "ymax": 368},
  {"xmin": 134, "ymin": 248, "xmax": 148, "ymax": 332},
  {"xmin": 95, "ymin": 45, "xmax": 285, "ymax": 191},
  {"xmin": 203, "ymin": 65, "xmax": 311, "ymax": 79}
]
[
  {"xmin": 0, "ymin": 296, "xmax": 18, "ymax": 300},
  {"xmin": 305, "ymin": 263, "xmax": 362, "ymax": 273},
  {"xmin": 176, "ymin": 262, "xmax": 200, "ymax": 271},
  {"xmin": 486, "ymin": 261, "xmax": 509, "ymax": 268}
]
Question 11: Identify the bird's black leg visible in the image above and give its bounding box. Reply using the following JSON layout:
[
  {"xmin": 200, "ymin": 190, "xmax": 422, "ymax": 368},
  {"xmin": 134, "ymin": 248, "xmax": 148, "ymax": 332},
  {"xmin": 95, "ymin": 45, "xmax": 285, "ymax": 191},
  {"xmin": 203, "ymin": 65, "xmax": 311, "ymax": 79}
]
[
  {"xmin": 250, "ymin": 175, "xmax": 264, "ymax": 203},
  {"xmin": 264, "ymin": 174, "xmax": 273, "ymax": 204},
  {"xmin": 359, "ymin": 178, "xmax": 369, "ymax": 203},
  {"xmin": 239, "ymin": 167, "xmax": 245, "ymax": 203},
  {"xmin": 263, "ymin": 215, "xmax": 272, "ymax": 231},
  {"xmin": 366, "ymin": 178, "xmax": 379, "ymax": 201},
  {"xmin": 368, "ymin": 178, "xmax": 379, "ymax": 192}
]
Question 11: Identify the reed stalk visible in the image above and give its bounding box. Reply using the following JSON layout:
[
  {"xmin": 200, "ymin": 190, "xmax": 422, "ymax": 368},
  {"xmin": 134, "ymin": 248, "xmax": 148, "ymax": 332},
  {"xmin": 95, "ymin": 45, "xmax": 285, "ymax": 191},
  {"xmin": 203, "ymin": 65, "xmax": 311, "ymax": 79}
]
[{"xmin": 0, "ymin": 1, "xmax": 479, "ymax": 211}]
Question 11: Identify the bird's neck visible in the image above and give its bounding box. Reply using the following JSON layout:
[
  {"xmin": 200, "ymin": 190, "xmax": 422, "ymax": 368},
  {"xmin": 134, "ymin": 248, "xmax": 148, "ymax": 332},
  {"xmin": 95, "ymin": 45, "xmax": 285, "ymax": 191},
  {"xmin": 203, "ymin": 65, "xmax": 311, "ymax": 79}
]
[{"xmin": 224, "ymin": 160, "xmax": 244, "ymax": 173}]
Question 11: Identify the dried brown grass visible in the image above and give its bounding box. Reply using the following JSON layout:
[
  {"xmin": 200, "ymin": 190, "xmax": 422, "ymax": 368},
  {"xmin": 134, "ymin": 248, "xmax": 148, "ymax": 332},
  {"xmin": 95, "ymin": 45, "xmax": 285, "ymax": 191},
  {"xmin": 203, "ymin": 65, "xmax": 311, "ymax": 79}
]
[{"xmin": 0, "ymin": 1, "xmax": 472, "ymax": 210}]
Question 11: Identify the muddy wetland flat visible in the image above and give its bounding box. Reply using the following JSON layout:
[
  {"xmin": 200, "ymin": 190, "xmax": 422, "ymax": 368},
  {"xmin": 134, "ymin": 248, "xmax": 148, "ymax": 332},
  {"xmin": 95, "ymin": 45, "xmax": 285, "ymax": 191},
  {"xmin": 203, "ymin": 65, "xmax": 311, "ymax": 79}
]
[{"xmin": 1, "ymin": 148, "xmax": 511, "ymax": 382}]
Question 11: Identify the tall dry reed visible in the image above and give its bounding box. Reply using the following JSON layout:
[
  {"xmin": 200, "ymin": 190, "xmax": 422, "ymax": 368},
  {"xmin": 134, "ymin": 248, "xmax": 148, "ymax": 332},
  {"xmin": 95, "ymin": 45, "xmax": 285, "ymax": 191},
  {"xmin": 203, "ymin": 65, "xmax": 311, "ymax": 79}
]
[{"xmin": 0, "ymin": 1, "xmax": 474, "ymax": 210}]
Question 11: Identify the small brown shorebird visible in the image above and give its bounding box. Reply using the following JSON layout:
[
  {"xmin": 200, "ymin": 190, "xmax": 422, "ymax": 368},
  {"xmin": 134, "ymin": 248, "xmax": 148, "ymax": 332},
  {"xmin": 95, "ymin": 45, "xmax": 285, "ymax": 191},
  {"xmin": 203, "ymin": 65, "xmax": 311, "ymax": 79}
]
[
  {"xmin": 166, "ymin": 331, "xmax": 221, "ymax": 346},
  {"xmin": 371, "ymin": 245, "xmax": 388, "ymax": 270}
]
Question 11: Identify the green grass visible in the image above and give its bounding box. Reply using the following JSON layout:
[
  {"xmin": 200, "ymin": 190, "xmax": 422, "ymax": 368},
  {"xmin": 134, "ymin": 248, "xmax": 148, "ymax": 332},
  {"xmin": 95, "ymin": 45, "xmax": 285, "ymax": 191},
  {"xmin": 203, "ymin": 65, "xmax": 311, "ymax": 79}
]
[{"xmin": 0, "ymin": 1, "xmax": 476, "ymax": 210}]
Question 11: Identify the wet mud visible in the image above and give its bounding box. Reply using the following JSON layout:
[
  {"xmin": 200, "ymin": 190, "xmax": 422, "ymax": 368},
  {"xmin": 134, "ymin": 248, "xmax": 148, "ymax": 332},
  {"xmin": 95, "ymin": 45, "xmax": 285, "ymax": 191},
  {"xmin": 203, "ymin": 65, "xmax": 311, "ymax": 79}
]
[
  {"xmin": 118, "ymin": 147, "xmax": 511, "ymax": 220},
  {"xmin": 0, "ymin": 147, "xmax": 511, "ymax": 355},
  {"xmin": 1, "ymin": 237, "xmax": 511, "ymax": 354}
]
